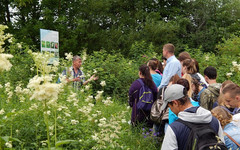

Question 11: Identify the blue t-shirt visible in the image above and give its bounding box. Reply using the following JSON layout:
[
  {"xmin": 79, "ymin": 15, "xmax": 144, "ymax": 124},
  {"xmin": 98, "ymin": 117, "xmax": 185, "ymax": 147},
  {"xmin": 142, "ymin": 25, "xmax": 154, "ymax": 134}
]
[
  {"xmin": 151, "ymin": 73, "xmax": 162, "ymax": 87},
  {"xmin": 169, "ymin": 98, "xmax": 200, "ymax": 125}
]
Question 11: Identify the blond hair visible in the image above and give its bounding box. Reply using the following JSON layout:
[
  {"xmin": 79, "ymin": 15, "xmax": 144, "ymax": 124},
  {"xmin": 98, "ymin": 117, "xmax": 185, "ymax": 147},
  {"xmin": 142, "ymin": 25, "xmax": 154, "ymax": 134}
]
[
  {"xmin": 182, "ymin": 73, "xmax": 193, "ymax": 97},
  {"xmin": 211, "ymin": 106, "xmax": 232, "ymax": 127}
]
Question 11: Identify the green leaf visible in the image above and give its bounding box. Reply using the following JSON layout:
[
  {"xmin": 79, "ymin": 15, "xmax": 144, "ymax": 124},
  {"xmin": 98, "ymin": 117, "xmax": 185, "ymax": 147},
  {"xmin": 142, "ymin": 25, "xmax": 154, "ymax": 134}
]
[{"xmin": 55, "ymin": 140, "xmax": 76, "ymax": 147}]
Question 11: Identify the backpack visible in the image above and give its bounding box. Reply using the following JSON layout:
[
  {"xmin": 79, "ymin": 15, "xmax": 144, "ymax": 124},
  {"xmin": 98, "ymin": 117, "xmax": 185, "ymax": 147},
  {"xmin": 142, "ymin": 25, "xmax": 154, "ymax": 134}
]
[
  {"xmin": 150, "ymin": 87, "xmax": 168, "ymax": 123},
  {"xmin": 176, "ymin": 118, "xmax": 228, "ymax": 150},
  {"xmin": 136, "ymin": 79, "xmax": 154, "ymax": 111}
]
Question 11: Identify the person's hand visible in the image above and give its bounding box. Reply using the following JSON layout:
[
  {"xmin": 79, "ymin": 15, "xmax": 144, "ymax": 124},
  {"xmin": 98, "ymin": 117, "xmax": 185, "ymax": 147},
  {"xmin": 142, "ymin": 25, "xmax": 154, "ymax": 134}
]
[
  {"xmin": 73, "ymin": 77, "xmax": 81, "ymax": 82},
  {"xmin": 89, "ymin": 74, "xmax": 99, "ymax": 81}
]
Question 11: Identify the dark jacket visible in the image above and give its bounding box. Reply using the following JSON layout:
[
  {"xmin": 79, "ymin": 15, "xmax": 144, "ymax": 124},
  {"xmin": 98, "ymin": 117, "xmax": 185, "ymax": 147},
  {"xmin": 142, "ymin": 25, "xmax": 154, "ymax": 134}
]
[{"xmin": 128, "ymin": 78, "xmax": 158, "ymax": 127}]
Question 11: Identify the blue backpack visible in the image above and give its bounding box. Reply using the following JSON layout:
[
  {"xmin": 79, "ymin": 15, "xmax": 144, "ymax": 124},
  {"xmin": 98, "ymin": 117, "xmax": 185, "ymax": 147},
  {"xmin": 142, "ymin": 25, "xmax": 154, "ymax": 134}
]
[{"xmin": 137, "ymin": 79, "xmax": 154, "ymax": 111}]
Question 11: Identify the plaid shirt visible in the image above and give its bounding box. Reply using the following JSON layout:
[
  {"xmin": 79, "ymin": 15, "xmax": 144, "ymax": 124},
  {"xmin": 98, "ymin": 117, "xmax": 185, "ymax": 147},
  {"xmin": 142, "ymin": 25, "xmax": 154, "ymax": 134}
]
[{"xmin": 62, "ymin": 66, "xmax": 85, "ymax": 90}]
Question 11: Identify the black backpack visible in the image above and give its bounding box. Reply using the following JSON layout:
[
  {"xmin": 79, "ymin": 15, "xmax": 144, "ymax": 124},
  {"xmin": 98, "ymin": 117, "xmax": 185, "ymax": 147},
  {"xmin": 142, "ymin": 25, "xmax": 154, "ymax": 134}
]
[{"xmin": 176, "ymin": 119, "xmax": 228, "ymax": 150}]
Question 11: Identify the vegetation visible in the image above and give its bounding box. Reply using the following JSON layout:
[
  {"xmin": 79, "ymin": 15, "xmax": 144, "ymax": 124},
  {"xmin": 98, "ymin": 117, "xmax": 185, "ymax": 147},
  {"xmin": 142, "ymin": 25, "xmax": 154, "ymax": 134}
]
[
  {"xmin": 0, "ymin": 0, "xmax": 240, "ymax": 56},
  {"xmin": 0, "ymin": 0, "xmax": 240, "ymax": 149}
]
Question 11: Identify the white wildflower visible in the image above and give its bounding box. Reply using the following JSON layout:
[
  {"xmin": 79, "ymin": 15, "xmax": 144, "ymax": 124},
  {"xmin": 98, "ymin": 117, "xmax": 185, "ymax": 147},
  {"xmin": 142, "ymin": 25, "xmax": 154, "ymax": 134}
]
[
  {"xmin": 0, "ymin": 109, "xmax": 5, "ymax": 115},
  {"xmin": 30, "ymin": 67, "xmax": 34, "ymax": 71},
  {"xmin": 86, "ymin": 73, "xmax": 91, "ymax": 77},
  {"xmin": 100, "ymin": 81, "xmax": 106, "ymax": 87},
  {"xmin": 88, "ymin": 103, "xmax": 94, "ymax": 107},
  {"xmin": 121, "ymin": 119, "xmax": 127, "ymax": 123},
  {"xmin": 64, "ymin": 112, "xmax": 71, "ymax": 117},
  {"xmin": 205, "ymin": 56, "xmax": 209, "ymax": 61},
  {"xmin": 49, "ymin": 126, "xmax": 54, "ymax": 131},
  {"xmin": 96, "ymin": 111, "xmax": 102, "ymax": 115},
  {"xmin": 232, "ymin": 61, "xmax": 237, "ymax": 67},
  {"xmin": 29, "ymin": 104, "xmax": 38, "ymax": 110},
  {"xmin": 95, "ymin": 94, "xmax": 101, "ymax": 101},
  {"xmin": 71, "ymin": 120, "xmax": 79, "ymax": 125},
  {"xmin": 27, "ymin": 76, "xmax": 60, "ymax": 101},
  {"xmin": 97, "ymin": 91, "xmax": 104, "ymax": 94},
  {"xmin": 103, "ymin": 99, "xmax": 113, "ymax": 106},
  {"xmin": 5, "ymin": 142, "xmax": 12, "ymax": 148},
  {"xmin": 53, "ymin": 60, "xmax": 59, "ymax": 66},
  {"xmin": 0, "ymin": 54, "xmax": 13, "ymax": 72},
  {"xmin": 226, "ymin": 72, "xmax": 233, "ymax": 78},
  {"xmin": 22, "ymin": 88, "xmax": 30, "ymax": 95},
  {"xmin": 237, "ymin": 64, "xmax": 240, "ymax": 71},
  {"xmin": 15, "ymin": 85, "xmax": 22, "ymax": 94},
  {"xmin": 99, "ymin": 117, "xmax": 106, "ymax": 122},
  {"xmin": 46, "ymin": 111, "xmax": 51, "ymax": 115},
  {"xmin": 80, "ymin": 89, "xmax": 84, "ymax": 93},
  {"xmin": 85, "ymin": 85, "xmax": 90, "ymax": 90},
  {"xmin": 93, "ymin": 69, "xmax": 97, "ymax": 74},
  {"xmin": 27, "ymin": 50, "xmax": 32, "ymax": 54},
  {"xmin": 16, "ymin": 129, "xmax": 19, "ymax": 134},
  {"xmin": 88, "ymin": 116, "xmax": 93, "ymax": 121},
  {"xmin": 0, "ymin": 84, "xmax": 2, "ymax": 88},
  {"xmin": 8, "ymin": 38, "xmax": 13, "ymax": 43},
  {"xmin": 17, "ymin": 43, "xmax": 22, "ymax": 49},
  {"xmin": 5, "ymin": 82, "xmax": 10, "ymax": 88},
  {"xmin": 92, "ymin": 134, "xmax": 99, "ymax": 141},
  {"xmin": 41, "ymin": 141, "xmax": 47, "ymax": 146},
  {"xmin": 92, "ymin": 114, "xmax": 97, "ymax": 117},
  {"xmin": 65, "ymin": 52, "xmax": 73, "ymax": 61},
  {"xmin": 19, "ymin": 96, "xmax": 25, "ymax": 102}
]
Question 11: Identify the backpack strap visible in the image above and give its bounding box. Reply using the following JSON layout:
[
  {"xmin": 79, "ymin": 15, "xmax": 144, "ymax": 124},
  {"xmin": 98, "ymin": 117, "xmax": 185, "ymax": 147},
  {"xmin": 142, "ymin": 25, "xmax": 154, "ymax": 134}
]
[
  {"xmin": 176, "ymin": 118, "xmax": 213, "ymax": 132},
  {"xmin": 224, "ymin": 132, "xmax": 240, "ymax": 147}
]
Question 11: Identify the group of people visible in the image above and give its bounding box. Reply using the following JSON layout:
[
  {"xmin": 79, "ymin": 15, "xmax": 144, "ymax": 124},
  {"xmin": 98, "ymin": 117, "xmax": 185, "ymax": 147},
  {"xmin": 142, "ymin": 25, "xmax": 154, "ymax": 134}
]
[{"xmin": 128, "ymin": 43, "xmax": 240, "ymax": 150}]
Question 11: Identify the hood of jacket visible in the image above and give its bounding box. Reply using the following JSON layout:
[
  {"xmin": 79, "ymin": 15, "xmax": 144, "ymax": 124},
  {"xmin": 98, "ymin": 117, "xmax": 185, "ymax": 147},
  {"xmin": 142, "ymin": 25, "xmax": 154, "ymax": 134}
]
[{"xmin": 178, "ymin": 107, "xmax": 213, "ymax": 124}]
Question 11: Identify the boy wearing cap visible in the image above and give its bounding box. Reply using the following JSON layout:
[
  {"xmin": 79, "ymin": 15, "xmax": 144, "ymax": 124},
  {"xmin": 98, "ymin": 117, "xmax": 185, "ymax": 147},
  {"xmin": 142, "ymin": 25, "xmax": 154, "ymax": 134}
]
[{"xmin": 161, "ymin": 84, "xmax": 224, "ymax": 150}]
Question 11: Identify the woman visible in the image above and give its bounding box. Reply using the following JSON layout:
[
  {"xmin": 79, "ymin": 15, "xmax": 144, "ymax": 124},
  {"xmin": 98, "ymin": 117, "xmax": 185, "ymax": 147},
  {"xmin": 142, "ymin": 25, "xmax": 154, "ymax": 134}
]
[
  {"xmin": 211, "ymin": 106, "xmax": 240, "ymax": 149},
  {"xmin": 191, "ymin": 77, "xmax": 206, "ymax": 103},
  {"xmin": 149, "ymin": 58, "xmax": 163, "ymax": 75},
  {"xmin": 147, "ymin": 59, "xmax": 162, "ymax": 87},
  {"xmin": 128, "ymin": 64, "xmax": 158, "ymax": 127},
  {"xmin": 182, "ymin": 58, "xmax": 207, "ymax": 88}
]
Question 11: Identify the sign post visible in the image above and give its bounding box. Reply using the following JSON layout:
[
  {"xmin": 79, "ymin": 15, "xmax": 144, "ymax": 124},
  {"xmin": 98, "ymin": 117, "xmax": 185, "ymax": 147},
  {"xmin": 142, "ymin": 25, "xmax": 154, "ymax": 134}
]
[{"xmin": 40, "ymin": 29, "xmax": 59, "ymax": 64}]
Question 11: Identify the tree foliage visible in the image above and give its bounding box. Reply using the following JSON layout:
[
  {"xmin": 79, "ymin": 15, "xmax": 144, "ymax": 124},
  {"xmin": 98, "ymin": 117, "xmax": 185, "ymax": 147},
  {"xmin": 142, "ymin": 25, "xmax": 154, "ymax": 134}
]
[{"xmin": 1, "ymin": 0, "xmax": 240, "ymax": 56}]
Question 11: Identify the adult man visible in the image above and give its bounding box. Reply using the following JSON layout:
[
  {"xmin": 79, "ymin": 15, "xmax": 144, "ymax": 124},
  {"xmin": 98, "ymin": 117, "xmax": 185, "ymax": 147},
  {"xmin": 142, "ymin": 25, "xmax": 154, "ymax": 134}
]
[
  {"xmin": 200, "ymin": 66, "xmax": 221, "ymax": 110},
  {"xmin": 62, "ymin": 55, "xmax": 97, "ymax": 89},
  {"xmin": 161, "ymin": 84, "xmax": 224, "ymax": 150},
  {"xmin": 222, "ymin": 83, "xmax": 240, "ymax": 114},
  {"xmin": 158, "ymin": 43, "xmax": 181, "ymax": 89}
]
